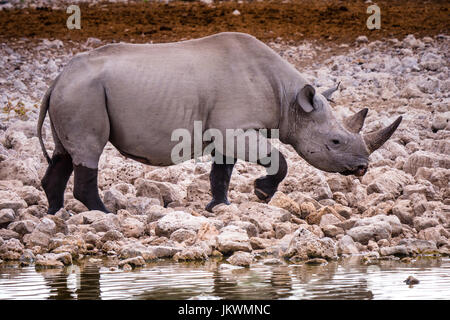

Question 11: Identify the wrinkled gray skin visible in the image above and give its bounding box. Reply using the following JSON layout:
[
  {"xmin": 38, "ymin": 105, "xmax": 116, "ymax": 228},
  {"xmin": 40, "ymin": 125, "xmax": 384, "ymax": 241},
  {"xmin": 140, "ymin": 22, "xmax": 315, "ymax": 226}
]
[{"xmin": 37, "ymin": 32, "xmax": 401, "ymax": 212}]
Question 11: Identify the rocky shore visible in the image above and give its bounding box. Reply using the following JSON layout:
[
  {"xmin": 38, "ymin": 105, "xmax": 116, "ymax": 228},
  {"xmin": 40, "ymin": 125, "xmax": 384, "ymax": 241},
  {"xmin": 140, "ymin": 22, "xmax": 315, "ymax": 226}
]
[{"xmin": 0, "ymin": 33, "xmax": 449, "ymax": 270}]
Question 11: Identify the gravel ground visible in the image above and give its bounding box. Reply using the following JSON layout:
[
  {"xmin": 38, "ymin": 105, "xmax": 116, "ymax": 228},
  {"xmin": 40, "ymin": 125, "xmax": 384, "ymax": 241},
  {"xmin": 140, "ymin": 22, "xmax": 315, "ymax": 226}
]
[
  {"xmin": 0, "ymin": 29, "xmax": 449, "ymax": 269},
  {"xmin": 1, "ymin": 1, "xmax": 449, "ymax": 44}
]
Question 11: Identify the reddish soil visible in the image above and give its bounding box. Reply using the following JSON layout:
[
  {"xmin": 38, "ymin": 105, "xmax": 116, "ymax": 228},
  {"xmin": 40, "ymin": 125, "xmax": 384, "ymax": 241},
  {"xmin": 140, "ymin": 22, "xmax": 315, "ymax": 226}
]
[{"xmin": 0, "ymin": 0, "xmax": 448, "ymax": 45}]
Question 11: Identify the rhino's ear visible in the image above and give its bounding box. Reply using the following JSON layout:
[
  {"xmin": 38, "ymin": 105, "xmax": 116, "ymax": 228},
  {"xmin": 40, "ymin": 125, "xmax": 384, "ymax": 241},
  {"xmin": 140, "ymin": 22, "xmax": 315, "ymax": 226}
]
[
  {"xmin": 296, "ymin": 84, "xmax": 316, "ymax": 113},
  {"xmin": 321, "ymin": 82, "xmax": 340, "ymax": 102}
]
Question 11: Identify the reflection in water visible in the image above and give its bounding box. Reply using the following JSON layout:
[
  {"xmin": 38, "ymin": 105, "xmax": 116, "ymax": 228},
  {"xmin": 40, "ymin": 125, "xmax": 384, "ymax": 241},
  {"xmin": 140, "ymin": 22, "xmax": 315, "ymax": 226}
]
[
  {"xmin": 269, "ymin": 266, "xmax": 293, "ymax": 299},
  {"xmin": 77, "ymin": 265, "xmax": 101, "ymax": 299},
  {"xmin": 0, "ymin": 257, "xmax": 449, "ymax": 300},
  {"xmin": 41, "ymin": 264, "xmax": 101, "ymax": 300},
  {"xmin": 289, "ymin": 260, "xmax": 374, "ymax": 300},
  {"xmin": 43, "ymin": 270, "xmax": 74, "ymax": 300}
]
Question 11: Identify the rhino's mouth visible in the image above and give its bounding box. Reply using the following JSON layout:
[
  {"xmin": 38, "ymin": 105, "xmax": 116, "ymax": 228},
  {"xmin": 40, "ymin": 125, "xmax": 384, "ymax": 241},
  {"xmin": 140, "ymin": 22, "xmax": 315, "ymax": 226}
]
[{"xmin": 340, "ymin": 166, "xmax": 367, "ymax": 177}]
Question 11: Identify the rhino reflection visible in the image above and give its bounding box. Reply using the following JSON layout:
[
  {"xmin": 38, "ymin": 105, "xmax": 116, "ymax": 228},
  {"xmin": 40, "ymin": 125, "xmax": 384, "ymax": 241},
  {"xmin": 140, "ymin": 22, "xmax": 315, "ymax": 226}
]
[
  {"xmin": 268, "ymin": 266, "xmax": 293, "ymax": 299},
  {"xmin": 12, "ymin": 257, "xmax": 446, "ymax": 300},
  {"xmin": 211, "ymin": 265, "xmax": 293, "ymax": 299},
  {"xmin": 41, "ymin": 269, "xmax": 74, "ymax": 300},
  {"xmin": 40, "ymin": 264, "xmax": 101, "ymax": 300},
  {"xmin": 291, "ymin": 260, "xmax": 340, "ymax": 284},
  {"xmin": 290, "ymin": 260, "xmax": 374, "ymax": 299}
]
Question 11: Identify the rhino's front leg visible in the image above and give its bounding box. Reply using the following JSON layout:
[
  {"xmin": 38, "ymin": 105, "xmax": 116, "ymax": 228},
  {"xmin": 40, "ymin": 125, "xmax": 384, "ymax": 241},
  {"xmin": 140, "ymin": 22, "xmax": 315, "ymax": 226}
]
[
  {"xmin": 206, "ymin": 152, "xmax": 237, "ymax": 212},
  {"xmin": 254, "ymin": 149, "xmax": 288, "ymax": 201}
]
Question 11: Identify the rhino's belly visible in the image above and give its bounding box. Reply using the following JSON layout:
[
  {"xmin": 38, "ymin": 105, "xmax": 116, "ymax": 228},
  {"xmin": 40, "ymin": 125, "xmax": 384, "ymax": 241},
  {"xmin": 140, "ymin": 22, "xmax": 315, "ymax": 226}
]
[
  {"xmin": 109, "ymin": 128, "xmax": 190, "ymax": 166},
  {"xmin": 114, "ymin": 147, "xmax": 174, "ymax": 166}
]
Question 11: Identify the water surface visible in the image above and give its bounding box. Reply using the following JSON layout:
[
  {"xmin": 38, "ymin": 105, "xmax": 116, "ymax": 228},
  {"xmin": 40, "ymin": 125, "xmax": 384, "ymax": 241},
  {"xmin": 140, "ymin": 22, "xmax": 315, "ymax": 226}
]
[{"xmin": 0, "ymin": 257, "xmax": 449, "ymax": 300}]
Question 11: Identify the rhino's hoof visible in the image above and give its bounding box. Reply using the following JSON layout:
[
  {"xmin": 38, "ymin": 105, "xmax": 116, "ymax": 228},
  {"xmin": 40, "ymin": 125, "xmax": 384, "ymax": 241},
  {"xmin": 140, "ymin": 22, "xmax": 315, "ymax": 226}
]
[
  {"xmin": 254, "ymin": 188, "xmax": 270, "ymax": 201},
  {"xmin": 205, "ymin": 199, "xmax": 230, "ymax": 212},
  {"xmin": 254, "ymin": 177, "xmax": 277, "ymax": 201},
  {"xmin": 47, "ymin": 206, "xmax": 63, "ymax": 215}
]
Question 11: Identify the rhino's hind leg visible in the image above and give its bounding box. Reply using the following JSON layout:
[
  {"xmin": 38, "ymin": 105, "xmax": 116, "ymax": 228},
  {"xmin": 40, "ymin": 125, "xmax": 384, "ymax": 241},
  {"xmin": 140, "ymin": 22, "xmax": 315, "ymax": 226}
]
[
  {"xmin": 41, "ymin": 153, "xmax": 74, "ymax": 214},
  {"xmin": 48, "ymin": 81, "xmax": 111, "ymax": 213},
  {"xmin": 254, "ymin": 149, "xmax": 288, "ymax": 201},
  {"xmin": 73, "ymin": 165, "xmax": 109, "ymax": 213},
  {"xmin": 206, "ymin": 153, "xmax": 237, "ymax": 212}
]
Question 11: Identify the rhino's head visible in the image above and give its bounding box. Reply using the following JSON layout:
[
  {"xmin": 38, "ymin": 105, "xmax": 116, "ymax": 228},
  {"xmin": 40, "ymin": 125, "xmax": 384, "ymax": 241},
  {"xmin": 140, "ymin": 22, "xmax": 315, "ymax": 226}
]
[{"xmin": 286, "ymin": 83, "xmax": 402, "ymax": 176}]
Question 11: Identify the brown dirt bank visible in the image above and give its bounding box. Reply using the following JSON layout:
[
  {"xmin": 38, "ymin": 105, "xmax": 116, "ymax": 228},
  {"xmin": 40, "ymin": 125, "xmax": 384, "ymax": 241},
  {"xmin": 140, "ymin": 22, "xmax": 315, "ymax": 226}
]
[{"xmin": 0, "ymin": 0, "xmax": 448, "ymax": 44}]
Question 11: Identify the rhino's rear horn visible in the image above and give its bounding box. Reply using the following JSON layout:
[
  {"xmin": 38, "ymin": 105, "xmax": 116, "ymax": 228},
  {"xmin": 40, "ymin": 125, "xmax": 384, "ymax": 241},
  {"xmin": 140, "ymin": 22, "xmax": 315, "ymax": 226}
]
[
  {"xmin": 343, "ymin": 108, "xmax": 368, "ymax": 133},
  {"xmin": 363, "ymin": 116, "xmax": 402, "ymax": 153},
  {"xmin": 322, "ymin": 82, "xmax": 341, "ymax": 102}
]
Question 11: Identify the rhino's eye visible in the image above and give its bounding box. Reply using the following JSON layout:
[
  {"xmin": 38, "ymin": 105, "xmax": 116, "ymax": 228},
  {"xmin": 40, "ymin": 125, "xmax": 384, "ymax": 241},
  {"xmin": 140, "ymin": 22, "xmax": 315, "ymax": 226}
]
[{"xmin": 331, "ymin": 139, "xmax": 340, "ymax": 145}]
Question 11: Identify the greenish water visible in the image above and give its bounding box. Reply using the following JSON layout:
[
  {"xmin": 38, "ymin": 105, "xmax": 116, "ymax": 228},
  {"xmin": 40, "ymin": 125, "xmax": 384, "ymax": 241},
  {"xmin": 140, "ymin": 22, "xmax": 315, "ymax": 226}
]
[{"xmin": 0, "ymin": 257, "xmax": 449, "ymax": 300}]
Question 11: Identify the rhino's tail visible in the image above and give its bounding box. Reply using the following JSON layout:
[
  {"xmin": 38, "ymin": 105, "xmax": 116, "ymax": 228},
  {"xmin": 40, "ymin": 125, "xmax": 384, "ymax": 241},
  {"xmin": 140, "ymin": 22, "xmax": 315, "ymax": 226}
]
[{"xmin": 37, "ymin": 76, "xmax": 59, "ymax": 165}]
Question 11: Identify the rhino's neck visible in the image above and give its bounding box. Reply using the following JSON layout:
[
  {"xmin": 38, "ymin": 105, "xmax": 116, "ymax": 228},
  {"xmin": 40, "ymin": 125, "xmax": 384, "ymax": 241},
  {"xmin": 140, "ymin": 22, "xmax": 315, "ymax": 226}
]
[{"xmin": 274, "ymin": 66, "xmax": 308, "ymax": 145}]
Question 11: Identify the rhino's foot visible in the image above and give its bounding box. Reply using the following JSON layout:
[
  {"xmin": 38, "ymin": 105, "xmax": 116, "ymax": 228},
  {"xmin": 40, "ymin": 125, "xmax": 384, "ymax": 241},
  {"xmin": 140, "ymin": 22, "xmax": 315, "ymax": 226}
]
[
  {"xmin": 41, "ymin": 153, "xmax": 74, "ymax": 215},
  {"xmin": 205, "ymin": 199, "xmax": 230, "ymax": 213},
  {"xmin": 254, "ymin": 176, "xmax": 278, "ymax": 201},
  {"xmin": 254, "ymin": 150, "xmax": 287, "ymax": 201},
  {"xmin": 207, "ymin": 154, "xmax": 236, "ymax": 213},
  {"xmin": 73, "ymin": 165, "xmax": 110, "ymax": 213}
]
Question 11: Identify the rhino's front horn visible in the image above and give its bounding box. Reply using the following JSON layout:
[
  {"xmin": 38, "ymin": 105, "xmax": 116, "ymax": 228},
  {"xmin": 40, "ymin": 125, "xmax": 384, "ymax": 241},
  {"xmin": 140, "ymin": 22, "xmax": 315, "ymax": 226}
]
[
  {"xmin": 343, "ymin": 108, "xmax": 368, "ymax": 133},
  {"xmin": 322, "ymin": 82, "xmax": 341, "ymax": 102},
  {"xmin": 363, "ymin": 116, "xmax": 403, "ymax": 153}
]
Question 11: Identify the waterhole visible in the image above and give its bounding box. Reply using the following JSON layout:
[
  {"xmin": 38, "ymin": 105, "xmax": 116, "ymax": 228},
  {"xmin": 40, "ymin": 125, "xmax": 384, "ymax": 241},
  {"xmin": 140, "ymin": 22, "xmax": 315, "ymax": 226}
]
[{"xmin": 0, "ymin": 256, "xmax": 448, "ymax": 300}]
